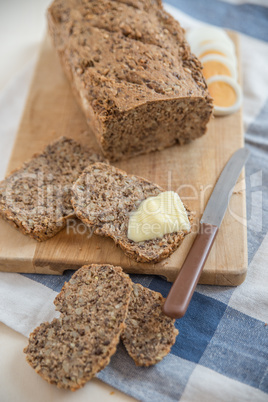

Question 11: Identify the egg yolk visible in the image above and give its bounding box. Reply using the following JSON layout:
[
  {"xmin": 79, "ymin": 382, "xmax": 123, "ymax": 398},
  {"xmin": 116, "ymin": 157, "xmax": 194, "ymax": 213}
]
[
  {"xmin": 208, "ymin": 81, "xmax": 237, "ymax": 107},
  {"xmin": 202, "ymin": 60, "xmax": 232, "ymax": 79},
  {"xmin": 199, "ymin": 50, "xmax": 225, "ymax": 58}
]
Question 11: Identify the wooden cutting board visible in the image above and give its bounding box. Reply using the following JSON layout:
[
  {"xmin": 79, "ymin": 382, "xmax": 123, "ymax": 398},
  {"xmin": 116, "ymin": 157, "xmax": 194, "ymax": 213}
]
[{"xmin": 0, "ymin": 33, "xmax": 247, "ymax": 285}]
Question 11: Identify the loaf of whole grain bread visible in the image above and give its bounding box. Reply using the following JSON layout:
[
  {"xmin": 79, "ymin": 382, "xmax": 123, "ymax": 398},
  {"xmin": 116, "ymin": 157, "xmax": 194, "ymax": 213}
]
[
  {"xmin": 0, "ymin": 137, "xmax": 106, "ymax": 241},
  {"xmin": 71, "ymin": 162, "xmax": 192, "ymax": 263},
  {"xmin": 47, "ymin": 0, "xmax": 213, "ymax": 161},
  {"xmin": 24, "ymin": 264, "xmax": 132, "ymax": 391}
]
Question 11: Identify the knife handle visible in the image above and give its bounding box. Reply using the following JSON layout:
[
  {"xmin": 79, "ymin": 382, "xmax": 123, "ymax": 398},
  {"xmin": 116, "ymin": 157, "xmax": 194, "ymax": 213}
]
[{"xmin": 163, "ymin": 223, "xmax": 218, "ymax": 319}]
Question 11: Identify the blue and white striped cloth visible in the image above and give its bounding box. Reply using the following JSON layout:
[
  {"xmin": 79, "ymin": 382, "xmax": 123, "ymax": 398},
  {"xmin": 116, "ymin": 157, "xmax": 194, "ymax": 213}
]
[{"xmin": 0, "ymin": 1, "xmax": 267, "ymax": 400}]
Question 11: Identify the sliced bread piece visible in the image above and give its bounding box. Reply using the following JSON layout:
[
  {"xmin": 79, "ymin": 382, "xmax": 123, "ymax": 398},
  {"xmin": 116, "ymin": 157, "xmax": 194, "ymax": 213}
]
[
  {"xmin": 0, "ymin": 137, "xmax": 106, "ymax": 241},
  {"xmin": 24, "ymin": 264, "xmax": 132, "ymax": 391},
  {"xmin": 121, "ymin": 283, "xmax": 178, "ymax": 366},
  {"xmin": 71, "ymin": 162, "xmax": 192, "ymax": 263}
]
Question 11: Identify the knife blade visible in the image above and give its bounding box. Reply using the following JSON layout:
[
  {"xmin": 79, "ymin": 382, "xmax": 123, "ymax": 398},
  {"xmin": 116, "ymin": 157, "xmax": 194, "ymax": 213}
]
[{"xmin": 163, "ymin": 147, "xmax": 250, "ymax": 319}]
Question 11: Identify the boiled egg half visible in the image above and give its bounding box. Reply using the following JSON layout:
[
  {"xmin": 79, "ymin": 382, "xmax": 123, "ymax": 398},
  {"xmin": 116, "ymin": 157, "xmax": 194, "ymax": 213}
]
[{"xmin": 206, "ymin": 75, "xmax": 242, "ymax": 116}]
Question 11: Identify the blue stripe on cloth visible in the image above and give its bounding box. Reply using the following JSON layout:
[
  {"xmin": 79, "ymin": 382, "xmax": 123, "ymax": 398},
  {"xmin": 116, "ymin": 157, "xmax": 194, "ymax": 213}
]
[
  {"xmin": 172, "ymin": 293, "xmax": 227, "ymax": 363},
  {"xmin": 22, "ymin": 270, "xmax": 75, "ymax": 292},
  {"xmin": 149, "ymin": 276, "xmax": 227, "ymax": 363},
  {"xmin": 98, "ymin": 343, "xmax": 196, "ymax": 402},
  {"xmin": 199, "ymin": 306, "xmax": 268, "ymax": 391},
  {"xmin": 164, "ymin": 0, "xmax": 268, "ymax": 42},
  {"xmin": 147, "ymin": 275, "xmax": 172, "ymax": 297}
]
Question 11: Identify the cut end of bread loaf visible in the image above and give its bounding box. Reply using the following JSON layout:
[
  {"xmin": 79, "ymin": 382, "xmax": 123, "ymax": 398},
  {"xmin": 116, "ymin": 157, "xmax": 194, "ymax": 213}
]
[
  {"xmin": 0, "ymin": 137, "xmax": 106, "ymax": 241},
  {"xmin": 71, "ymin": 162, "xmax": 192, "ymax": 263},
  {"xmin": 122, "ymin": 283, "xmax": 178, "ymax": 366},
  {"xmin": 100, "ymin": 97, "xmax": 212, "ymax": 161},
  {"xmin": 24, "ymin": 264, "xmax": 132, "ymax": 391},
  {"xmin": 47, "ymin": 0, "xmax": 213, "ymax": 161}
]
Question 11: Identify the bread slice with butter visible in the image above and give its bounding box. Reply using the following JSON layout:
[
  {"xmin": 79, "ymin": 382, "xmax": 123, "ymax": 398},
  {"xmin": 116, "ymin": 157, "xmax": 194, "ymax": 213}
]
[
  {"xmin": 71, "ymin": 162, "xmax": 192, "ymax": 263},
  {"xmin": 122, "ymin": 283, "xmax": 178, "ymax": 366}
]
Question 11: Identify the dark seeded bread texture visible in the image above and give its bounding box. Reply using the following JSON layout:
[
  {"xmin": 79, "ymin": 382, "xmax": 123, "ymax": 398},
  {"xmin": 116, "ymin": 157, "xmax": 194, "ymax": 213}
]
[
  {"xmin": 72, "ymin": 162, "xmax": 192, "ymax": 263},
  {"xmin": 0, "ymin": 137, "xmax": 106, "ymax": 241},
  {"xmin": 47, "ymin": 0, "xmax": 213, "ymax": 161},
  {"xmin": 121, "ymin": 283, "xmax": 178, "ymax": 366},
  {"xmin": 24, "ymin": 265, "xmax": 178, "ymax": 390},
  {"xmin": 24, "ymin": 264, "xmax": 132, "ymax": 391}
]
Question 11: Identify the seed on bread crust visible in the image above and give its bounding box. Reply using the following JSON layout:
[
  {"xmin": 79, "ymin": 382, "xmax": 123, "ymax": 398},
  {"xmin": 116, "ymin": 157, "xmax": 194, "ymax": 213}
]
[
  {"xmin": 24, "ymin": 264, "xmax": 132, "ymax": 391},
  {"xmin": 0, "ymin": 137, "xmax": 107, "ymax": 241},
  {"xmin": 71, "ymin": 162, "xmax": 192, "ymax": 263},
  {"xmin": 121, "ymin": 283, "xmax": 178, "ymax": 366}
]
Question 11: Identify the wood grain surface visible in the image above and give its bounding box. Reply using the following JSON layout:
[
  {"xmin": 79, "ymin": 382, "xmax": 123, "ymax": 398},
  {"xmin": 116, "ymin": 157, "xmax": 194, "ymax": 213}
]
[{"xmin": 0, "ymin": 32, "xmax": 247, "ymax": 285}]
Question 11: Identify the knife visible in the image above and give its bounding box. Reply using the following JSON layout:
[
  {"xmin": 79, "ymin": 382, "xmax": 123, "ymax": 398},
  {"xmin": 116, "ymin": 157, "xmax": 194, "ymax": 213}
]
[{"xmin": 163, "ymin": 147, "xmax": 250, "ymax": 319}]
